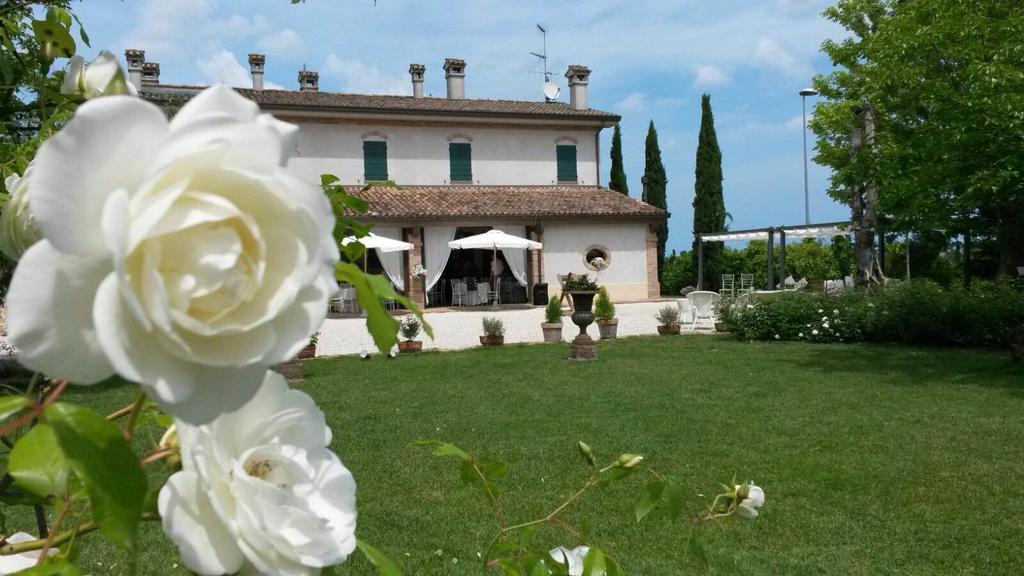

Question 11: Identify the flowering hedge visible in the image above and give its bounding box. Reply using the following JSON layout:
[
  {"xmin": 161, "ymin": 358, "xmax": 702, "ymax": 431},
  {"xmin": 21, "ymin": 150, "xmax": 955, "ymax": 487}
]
[{"xmin": 721, "ymin": 280, "xmax": 1024, "ymax": 348}]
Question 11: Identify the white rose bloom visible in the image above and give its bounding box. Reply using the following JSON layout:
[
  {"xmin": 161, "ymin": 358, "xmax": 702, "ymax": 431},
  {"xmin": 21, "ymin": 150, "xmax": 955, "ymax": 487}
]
[
  {"xmin": 549, "ymin": 545, "xmax": 590, "ymax": 576},
  {"xmin": 812, "ymin": 329, "xmax": 819, "ymax": 335},
  {"xmin": 0, "ymin": 532, "xmax": 57, "ymax": 573},
  {"xmin": 6, "ymin": 85, "xmax": 338, "ymax": 423},
  {"xmin": 737, "ymin": 482, "xmax": 766, "ymax": 519},
  {"xmin": 822, "ymin": 322, "xmax": 830, "ymax": 329},
  {"xmin": 0, "ymin": 164, "xmax": 43, "ymax": 260},
  {"xmin": 159, "ymin": 372, "xmax": 356, "ymax": 576},
  {"xmin": 61, "ymin": 50, "xmax": 138, "ymax": 99}
]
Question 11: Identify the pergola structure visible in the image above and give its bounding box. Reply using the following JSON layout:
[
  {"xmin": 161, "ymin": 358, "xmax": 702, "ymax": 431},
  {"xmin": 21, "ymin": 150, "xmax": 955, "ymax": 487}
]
[{"xmin": 696, "ymin": 221, "xmax": 852, "ymax": 290}]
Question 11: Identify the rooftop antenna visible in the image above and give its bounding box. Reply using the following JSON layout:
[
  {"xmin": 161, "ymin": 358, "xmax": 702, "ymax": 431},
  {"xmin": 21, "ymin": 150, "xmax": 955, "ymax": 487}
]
[{"xmin": 531, "ymin": 24, "xmax": 560, "ymax": 101}]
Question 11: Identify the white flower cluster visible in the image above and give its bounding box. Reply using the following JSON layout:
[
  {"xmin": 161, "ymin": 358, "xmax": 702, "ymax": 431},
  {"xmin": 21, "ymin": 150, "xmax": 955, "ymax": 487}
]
[
  {"xmin": 4, "ymin": 54, "xmax": 355, "ymax": 575},
  {"xmin": 410, "ymin": 263, "xmax": 427, "ymax": 278},
  {"xmin": 589, "ymin": 256, "xmax": 608, "ymax": 271}
]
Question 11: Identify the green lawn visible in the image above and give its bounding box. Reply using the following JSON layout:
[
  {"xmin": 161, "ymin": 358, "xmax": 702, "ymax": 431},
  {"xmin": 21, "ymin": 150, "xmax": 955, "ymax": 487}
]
[{"xmin": 4, "ymin": 336, "xmax": 1023, "ymax": 575}]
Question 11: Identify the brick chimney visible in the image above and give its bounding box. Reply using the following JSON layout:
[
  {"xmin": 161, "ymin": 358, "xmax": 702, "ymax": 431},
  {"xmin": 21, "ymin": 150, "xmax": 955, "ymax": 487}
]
[
  {"xmin": 298, "ymin": 67, "xmax": 318, "ymax": 91},
  {"xmin": 409, "ymin": 63, "xmax": 425, "ymax": 98},
  {"xmin": 125, "ymin": 49, "xmax": 144, "ymax": 90},
  {"xmin": 248, "ymin": 53, "xmax": 265, "ymax": 90},
  {"xmin": 565, "ymin": 65, "xmax": 591, "ymax": 111},
  {"xmin": 142, "ymin": 61, "xmax": 160, "ymax": 84},
  {"xmin": 443, "ymin": 58, "xmax": 465, "ymax": 99}
]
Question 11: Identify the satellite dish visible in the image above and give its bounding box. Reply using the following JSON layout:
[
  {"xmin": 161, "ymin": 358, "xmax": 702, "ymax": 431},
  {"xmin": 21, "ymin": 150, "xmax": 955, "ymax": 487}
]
[{"xmin": 543, "ymin": 81, "xmax": 560, "ymax": 101}]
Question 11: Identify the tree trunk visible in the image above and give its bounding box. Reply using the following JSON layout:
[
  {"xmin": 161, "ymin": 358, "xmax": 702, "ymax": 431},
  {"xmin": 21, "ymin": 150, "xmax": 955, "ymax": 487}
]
[
  {"xmin": 997, "ymin": 215, "xmax": 1024, "ymax": 278},
  {"xmin": 850, "ymin": 103, "xmax": 884, "ymax": 286}
]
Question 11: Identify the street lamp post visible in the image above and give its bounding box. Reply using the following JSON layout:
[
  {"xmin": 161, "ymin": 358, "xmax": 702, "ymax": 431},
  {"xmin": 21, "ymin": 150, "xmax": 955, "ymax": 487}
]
[{"xmin": 799, "ymin": 88, "xmax": 819, "ymax": 225}]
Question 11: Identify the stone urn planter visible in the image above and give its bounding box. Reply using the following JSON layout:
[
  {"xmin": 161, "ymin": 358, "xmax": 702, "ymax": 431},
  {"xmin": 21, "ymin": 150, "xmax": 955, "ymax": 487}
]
[
  {"xmin": 597, "ymin": 318, "xmax": 618, "ymax": 340},
  {"xmin": 398, "ymin": 340, "xmax": 423, "ymax": 353},
  {"xmin": 541, "ymin": 322, "xmax": 563, "ymax": 343},
  {"xmin": 657, "ymin": 324, "xmax": 682, "ymax": 335},
  {"xmin": 479, "ymin": 335, "xmax": 505, "ymax": 346},
  {"xmin": 567, "ymin": 290, "xmax": 598, "ymax": 360}
]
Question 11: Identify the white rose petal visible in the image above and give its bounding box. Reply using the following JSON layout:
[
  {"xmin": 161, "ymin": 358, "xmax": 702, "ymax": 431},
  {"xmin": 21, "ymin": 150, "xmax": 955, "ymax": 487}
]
[
  {"xmin": 159, "ymin": 372, "xmax": 356, "ymax": 575},
  {"xmin": 0, "ymin": 532, "xmax": 58, "ymax": 573},
  {"xmin": 737, "ymin": 483, "xmax": 765, "ymax": 519},
  {"xmin": 7, "ymin": 85, "xmax": 338, "ymax": 423},
  {"xmin": 549, "ymin": 545, "xmax": 590, "ymax": 576},
  {"xmin": 812, "ymin": 329, "xmax": 819, "ymax": 335}
]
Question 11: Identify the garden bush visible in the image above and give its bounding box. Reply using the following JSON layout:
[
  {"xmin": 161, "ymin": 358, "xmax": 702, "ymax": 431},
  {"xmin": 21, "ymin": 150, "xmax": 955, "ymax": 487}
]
[{"xmin": 721, "ymin": 280, "xmax": 1024, "ymax": 348}]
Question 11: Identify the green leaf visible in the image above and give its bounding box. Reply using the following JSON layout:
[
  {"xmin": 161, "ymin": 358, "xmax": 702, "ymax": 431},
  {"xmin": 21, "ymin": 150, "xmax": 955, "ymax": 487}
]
[
  {"xmin": 356, "ymin": 539, "xmax": 402, "ymax": 576},
  {"xmin": 488, "ymin": 540, "xmax": 522, "ymax": 561},
  {"xmin": 577, "ymin": 441, "xmax": 596, "ymax": 468},
  {"xmin": 482, "ymin": 460, "xmax": 509, "ymax": 479},
  {"xmin": 46, "ymin": 402, "xmax": 147, "ymax": 551},
  {"xmin": 665, "ymin": 480, "xmax": 685, "ymax": 522},
  {"xmin": 13, "ymin": 559, "xmax": 84, "ymax": 576},
  {"xmin": 8, "ymin": 423, "xmax": 68, "ymax": 498},
  {"xmin": 0, "ymin": 395, "xmax": 30, "ymax": 424},
  {"xmin": 581, "ymin": 548, "xmax": 620, "ymax": 576},
  {"xmin": 335, "ymin": 263, "xmax": 401, "ymax": 352},
  {"xmin": 321, "ymin": 173, "xmax": 340, "ymax": 187},
  {"xmin": 635, "ymin": 479, "xmax": 666, "ymax": 522}
]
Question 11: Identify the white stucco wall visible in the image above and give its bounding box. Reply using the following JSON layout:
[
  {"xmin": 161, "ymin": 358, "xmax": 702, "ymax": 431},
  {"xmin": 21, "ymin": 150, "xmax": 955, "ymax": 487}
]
[
  {"xmin": 542, "ymin": 222, "xmax": 651, "ymax": 302},
  {"xmin": 286, "ymin": 123, "xmax": 599, "ymax": 186}
]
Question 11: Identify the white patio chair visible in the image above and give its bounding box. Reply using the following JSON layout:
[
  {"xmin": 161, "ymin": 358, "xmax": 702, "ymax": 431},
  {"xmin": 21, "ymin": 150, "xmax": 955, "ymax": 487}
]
[
  {"xmin": 688, "ymin": 291, "xmax": 721, "ymax": 330},
  {"xmin": 738, "ymin": 273, "xmax": 754, "ymax": 295},
  {"xmin": 720, "ymin": 274, "xmax": 735, "ymax": 298},
  {"xmin": 339, "ymin": 285, "xmax": 357, "ymax": 313},
  {"xmin": 488, "ymin": 277, "xmax": 501, "ymax": 306},
  {"xmin": 451, "ymin": 279, "xmax": 468, "ymax": 307},
  {"xmin": 676, "ymin": 298, "xmax": 696, "ymax": 329}
]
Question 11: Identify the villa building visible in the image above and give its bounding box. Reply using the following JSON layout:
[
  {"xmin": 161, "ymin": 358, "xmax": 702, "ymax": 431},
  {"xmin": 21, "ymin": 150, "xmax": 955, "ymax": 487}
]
[{"xmin": 128, "ymin": 50, "xmax": 668, "ymax": 307}]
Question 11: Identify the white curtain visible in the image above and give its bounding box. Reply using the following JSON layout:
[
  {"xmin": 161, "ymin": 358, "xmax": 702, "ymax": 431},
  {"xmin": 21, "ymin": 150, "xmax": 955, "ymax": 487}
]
[
  {"xmin": 424, "ymin": 226, "xmax": 458, "ymax": 303},
  {"xmin": 497, "ymin": 225, "xmax": 528, "ymax": 287},
  {"xmin": 373, "ymin": 226, "xmax": 406, "ymax": 291}
]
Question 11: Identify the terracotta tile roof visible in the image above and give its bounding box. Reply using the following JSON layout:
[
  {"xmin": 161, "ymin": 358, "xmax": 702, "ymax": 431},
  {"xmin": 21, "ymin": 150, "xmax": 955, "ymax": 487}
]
[
  {"xmin": 348, "ymin": 185, "xmax": 667, "ymax": 221},
  {"xmin": 141, "ymin": 84, "xmax": 620, "ymax": 122}
]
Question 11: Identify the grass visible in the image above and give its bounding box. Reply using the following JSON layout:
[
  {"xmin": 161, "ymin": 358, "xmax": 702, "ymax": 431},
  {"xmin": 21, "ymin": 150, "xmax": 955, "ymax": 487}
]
[{"xmin": 3, "ymin": 336, "xmax": 1023, "ymax": 575}]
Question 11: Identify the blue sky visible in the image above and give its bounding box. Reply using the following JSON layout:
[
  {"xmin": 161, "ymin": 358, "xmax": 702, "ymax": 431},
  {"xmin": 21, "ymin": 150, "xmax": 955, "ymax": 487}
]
[{"xmin": 71, "ymin": 0, "xmax": 847, "ymax": 253}]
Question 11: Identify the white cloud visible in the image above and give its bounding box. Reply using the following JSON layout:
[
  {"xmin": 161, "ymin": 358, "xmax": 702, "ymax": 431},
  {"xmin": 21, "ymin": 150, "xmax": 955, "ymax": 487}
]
[
  {"xmin": 121, "ymin": 0, "xmax": 213, "ymax": 56},
  {"xmin": 616, "ymin": 92, "xmax": 648, "ymax": 113},
  {"xmin": 258, "ymin": 29, "xmax": 303, "ymax": 57},
  {"xmin": 751, "ymin": 37, "xmax": 812, "ymax": 78},
  {"xmin": 693, "ymin": 64, "xmax": 730, "ymax": 88},
  {"xmin": 322, "ymin": 54, "xmax": 408, "ymax": 95},
  {"xmin": 196, "ymin": 50, "xmax": 283, "ymax": 89}
]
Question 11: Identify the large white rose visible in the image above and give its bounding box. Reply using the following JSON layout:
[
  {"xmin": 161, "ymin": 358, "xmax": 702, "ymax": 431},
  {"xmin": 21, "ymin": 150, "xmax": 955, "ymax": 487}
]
[
  {"xmin": 6, "ymin": 85, "xmax": 338, "ymax": 423},
  {"xmin": 60, "ymin": 50, "xmax": 137, "ymax": 99},
  {"xmin": 159, "ymin": 372, "xmax": 356, "ymax": 576},
  {"xmin": 0, "ymin": 164, "xmax": 43, "ymax": 260},
  {"xmin": 548, "ymin": 545, "xmax": 589, "ymax": 576}
]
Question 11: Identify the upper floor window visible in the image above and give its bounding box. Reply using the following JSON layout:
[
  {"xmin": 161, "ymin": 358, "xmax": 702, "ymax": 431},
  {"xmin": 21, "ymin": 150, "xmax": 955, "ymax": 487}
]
[
  {"xmin": 556, "ymin": 144, "xmax": 578, "ymax": 182},
  {"xmin": 449, "ymin": 142, "xmax": 472, "ymax": 182},
  {"xmin": 363, "ymin": 140, "xmax": 388, "ymax": 181}
]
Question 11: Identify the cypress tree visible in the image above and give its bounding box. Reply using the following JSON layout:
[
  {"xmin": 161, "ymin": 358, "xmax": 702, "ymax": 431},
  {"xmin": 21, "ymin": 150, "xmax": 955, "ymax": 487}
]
[
  {"xmin": 643, "ymin": 120, "xmax": 669, "ymax": 284},
  {"xmin": 691, "ymin": 94, "xmax": 726, "ymax": 290},
  {"xmin": 609, "ymin": 124, "xmax": 628, "ymax": 195}
]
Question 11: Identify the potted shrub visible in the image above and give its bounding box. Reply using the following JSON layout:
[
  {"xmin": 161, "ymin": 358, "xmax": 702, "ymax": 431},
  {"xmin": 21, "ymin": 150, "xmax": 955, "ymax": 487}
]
[
  {"xmin": 298, "ymin": 332, "xmax": 318, "ymax": 359},
  {"xmin": 480, "ymin": 316, "xmax": 505, "ymax": 346},
  {"xmin": 655, "ymin": 305, "xmax": 682, "ymax": 335},
  {"xmin": 541, "ymin": 296, "xmax": 563, "ymax": 343},
  {"xmin": 594, "ymin": 286, "xmax": 618, "ymax": 339},
  {"xmin": 398, "ymin": 314, "xmax": 423, "ymax": 353}
]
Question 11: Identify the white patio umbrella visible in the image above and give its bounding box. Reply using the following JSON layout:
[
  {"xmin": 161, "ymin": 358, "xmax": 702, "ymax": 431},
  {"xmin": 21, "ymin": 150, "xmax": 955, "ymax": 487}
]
[
  {"xmin": 448, "ymin": 229, "xmax": 542, "ymax": 289},
  {"xmin": 341, "ymin": 232, "xmax": 413, "ymax": 271}
]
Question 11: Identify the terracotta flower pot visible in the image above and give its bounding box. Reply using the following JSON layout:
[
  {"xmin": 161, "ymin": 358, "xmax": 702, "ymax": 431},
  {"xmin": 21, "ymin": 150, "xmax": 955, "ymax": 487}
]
[
  {"xmin": 541, "ymin": 322, "xmax": 563, "ymax": 343},
  {"xmin": 597, "ymin": 318, "xmax": 618, "ymax": 340},
  {"xmin": 398, "ymin": 340, "xmax": 423, "ymax": 353},
  {"xmin": 657, "ymin": 324, "xmax": 681, "ymax": 335},
  {"xmin": 480, "ymin": 335, "xmax": 505, "ymax": 346},
  {"xmin": 297, "ymin": 343, "xmax": 317, "ymax": 359}
]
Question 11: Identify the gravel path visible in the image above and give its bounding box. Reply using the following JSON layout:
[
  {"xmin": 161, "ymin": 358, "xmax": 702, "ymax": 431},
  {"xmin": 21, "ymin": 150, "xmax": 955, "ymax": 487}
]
[{"xmin": 317, "ymin": 300, "xmax": 711, "ymax": 356}]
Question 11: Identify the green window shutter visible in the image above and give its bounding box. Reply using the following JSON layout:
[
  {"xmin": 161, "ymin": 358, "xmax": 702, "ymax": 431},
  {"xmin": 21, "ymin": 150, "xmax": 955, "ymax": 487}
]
[
  {"xmin": 556, "ymin": 144, "xmax": 578, "ymax": 182},
  {"xmin": 449, "ymin": 143, "xmax": 472, "ymax": 182},
  {"xmin": 363, "ymin": 141, "xmax": 388, "ymax": 181}
]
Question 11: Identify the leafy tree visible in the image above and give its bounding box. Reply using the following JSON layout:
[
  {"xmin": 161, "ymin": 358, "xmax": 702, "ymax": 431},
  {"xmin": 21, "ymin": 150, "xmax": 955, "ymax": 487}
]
[
  {"xmin": 608, "ymin": 124, "xmax": 628, "ymax": 195},
  {"xmin": 691, "ymin": 94, "xmax": 726, "ymax": 290},
  {"xmin": 810, "ymin": 0, "xmax": 1024, "ymax": 277},
  {"xmin": 642, "ymin": 121, "xmax": 668, "ymax": 284}
]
